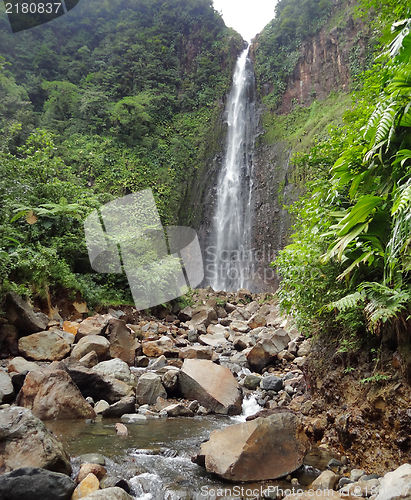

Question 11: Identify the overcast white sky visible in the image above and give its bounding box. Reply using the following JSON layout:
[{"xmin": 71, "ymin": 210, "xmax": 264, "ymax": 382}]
[{"xmin": 213, "ymin": 0, "xmax": 277, "ymax": 41}]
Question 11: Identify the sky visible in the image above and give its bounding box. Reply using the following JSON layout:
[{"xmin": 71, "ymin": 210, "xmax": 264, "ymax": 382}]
[{"xmin": 212, "ymin": 0, "xmax": 277, "ymax": 42}]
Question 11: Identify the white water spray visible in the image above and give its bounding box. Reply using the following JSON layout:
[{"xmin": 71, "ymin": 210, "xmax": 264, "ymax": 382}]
[{"xmin": 211, "ymin": 47, "xmax": 257, "ymax": 291}]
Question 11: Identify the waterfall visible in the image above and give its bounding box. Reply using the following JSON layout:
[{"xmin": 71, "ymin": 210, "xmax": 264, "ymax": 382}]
[{"xmin": 210, "ymin": 47, "xmax": 257, "ymax": 292}]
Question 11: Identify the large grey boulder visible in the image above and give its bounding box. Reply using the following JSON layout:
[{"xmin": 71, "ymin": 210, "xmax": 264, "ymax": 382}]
[
  {"xmin": 261, "ymin": 375, "xmax": 283, "ymax": 392},
  {"xmin": 136, "ymin": 372, "xmax": 167, "ymax": 405},
  {"xmin": 200, "ymin": 412, "xmax": 309, "ymax": 481},
  {"xmin": 0, "ymin": 467, "xmax": 76, "ymax": 500},
  {"xmin": 0, "ymin": 407, "xmax": 71, "ymax": 474},
  {"xmin": 18, "ymin": 330, "xmax": 71, "ymax": 361},
  {"xmin": 101, "ymin": 396, "xmax": 136, "ymax": 418},
  {"xmin": 179, "ymin": 359, "xmax": 242, "ymax": 415},
  {"xmin": 91, "ymin": 358, "xmax": 134, "ymax": 385},
  {"xmin": 58, "ymin": 361, "xmax": 134, "ymax": 404},
  {"xmin": 16, "ymin": 369, "xmax": 96, "ymax": 420},
  {"xmin": 0, "ymin": 369, "xmax": 14, "ymax": 403},
  {"xmin": 5, "ymin": 292, "xmax": 48, "ymax": 335}
]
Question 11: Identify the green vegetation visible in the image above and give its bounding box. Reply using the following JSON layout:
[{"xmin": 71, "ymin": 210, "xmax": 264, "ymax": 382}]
[
  {"xmin": 253, "ymin": 0, "xmax": 333, "ymax": 106},
  {"xmin": 0, "ymin": 0, "xmax": 242, "ymax": 308},
  {"xmin": 273, "ymin": 15, "xmax": 411, "ymax": 362}
]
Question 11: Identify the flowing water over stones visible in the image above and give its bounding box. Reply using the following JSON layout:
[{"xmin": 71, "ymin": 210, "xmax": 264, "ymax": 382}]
[{"xmin": 210, "ymin": 47, "xmax": 257, "ymax": 292}]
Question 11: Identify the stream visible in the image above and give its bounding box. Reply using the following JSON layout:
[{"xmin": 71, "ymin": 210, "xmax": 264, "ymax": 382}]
[{"xmin": 45, "ymin": 397, "xmax": 336, "ymax": 500}]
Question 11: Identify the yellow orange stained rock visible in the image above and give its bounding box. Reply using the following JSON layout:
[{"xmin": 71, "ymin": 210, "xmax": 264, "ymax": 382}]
[
  {"xmin": 71, "ymin": 472, "xmax": 100, "ymax": 499},
  {"xmin": 63, "ymin": 321, "xmax": 79, "ymax": 335}
]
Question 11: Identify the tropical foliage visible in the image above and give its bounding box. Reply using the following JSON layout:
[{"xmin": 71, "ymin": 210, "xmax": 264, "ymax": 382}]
[{"xmin": 275, "ymin": 17, "xmax": 411, "ymax": 344}]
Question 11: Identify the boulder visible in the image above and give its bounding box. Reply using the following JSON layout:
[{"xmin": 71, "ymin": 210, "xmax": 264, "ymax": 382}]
[
  {"xmin": 297, "ymin": 339, "xmax": 312, "ymax": 357},
  {"xmin": 179, "ymin": 359, "xmax": 242, "ymax": 415},
  {"xmin": 233, "ymin": 336, "xmax": 253, "ymax": 350},
  {"xmin": 178, "ymin": 345, "xmax": 213, "ymax": 360},
  {"xmin": 18, "ymin": 330, "xmax": 71, "ymax": 361},
  {"xmin": 106, "ymin": 319, "xmax": 136, "ymax": 366},
  {"xmin": 94, "ymin": 400, "xmax": 110, "ymax": 414},
  {"xmin": 101, "ymin": 396, "xmax": 136, "ymax": 418},
  {"xmin": 206, "ymin": 324, "xmax": 228, "ymax": 335},
  {"xmin": 200, "ymin": 412, "xmax": 309, "ymax": 481},
  {"xmin": 178, "ymin": 306, "xmax": 194, "ymax": 322},
  {"xmin": 0, "ymin": 369, "xmax": 14, "ymax": 403},
  {"xmin": 375, "ymin": 464, "xmax": 411, "ymax": 500},
  {"xmin": 261, "ymin": 375, "xmax": 283, "ymax": 392},
  {"xmin": 76, "ymin": 315, "xmax": 111, "ymax": 340},
  {"xmin": 91, "ymin": 358, "xmax": 134, "ymax": 386},
  {"xmin": 136, "ymin": 372, "xmax": 167, "ymax": 405},
  {"xmin": 16, "ymin": 369, "xmax": 96, "ymax": 420},
  {"xmin": 60, "ymin": 362, "xmax": 134, "ymax": 404},
  {"xmin": 0, "ymin": 467, "xmax": 76, "ymax": 500},
  {"xmin": 72, "ymin": 473, "xmax": 100, "ymax": 499},
  {"xmin": 230, "ymin": 320, "xmax": 250, "ymax": 333},
  {"xmin": 0, "ymin": 407, "xmax": 71, "ymax": 474},
  {"xmin": 142, "ymin": 337, "xmax": 176, "ymax": 357},
  {"xmin": 198, "ymin": 333, "xmax": 228, "ymax": 347},
  {"xmin": 161, "ymin": 369, "xmax": 179, "ymax": 394},
  {"xmin": 79, "ymin": 351, "xmax": 99, "ymax": 368},
  {"xmin": 7, "ymin": 356, "xmax": 39, "ymax": 374},
  {"xmin": 247, "ymin": 314, "xmax": 266, "ymax": 329},
  {"xmin": 259, "ymin": 328, "xmax": 291, "ymax": 351},
  {"xmin": 77, "ymin": 463, "xmax": 107, "ymax": 484},
  {"xmin": 5, "ymin": 292, "xmax": 48, "ymax": 335},
  {"xmin": 243, "ymin": 374, "xmax": 261, "ymax": 390},
  {"xmin": 0, "ymin": 324, "xmax": 19, "ymax": 357},
  {"xmin": 311, "ymin": 470, "xmax": 340, "ymax": 490},
  {"xmin": 163, "ymin": 403, "xmax": 194, "ymax": 417},
  {"xmin": 71, "ymin": 335, "xmax": 110, "ymax": 362},
  {"xmin": 246, "ymin": 338, "xmax": 281, "ymax": 372},
  {"xmin": 73, "ymin": 487, "xmax": 133, "ymax": 499},
  {"xmin": 188, "ymin": 305, "xmax": 217, "ymax": 328}
]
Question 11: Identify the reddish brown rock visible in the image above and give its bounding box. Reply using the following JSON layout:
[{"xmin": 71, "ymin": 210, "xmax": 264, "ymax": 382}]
[
  {"xmin": 179, "ymin": 359, "xmax": 242, "ymax": 415},
  {"xmin": 16, "ymin": 369, "xmax": 96, "ymax": 420},
  {"xmin": 106, "ymin": 319, "xmax": 136, "ymax": 366},
  {"xmin": 246, "ymin": 338, "xmax": 282, "ymax": 372},
  {"xmin": 77, "ymin": 463, "xmax": 107, "ymax": 484},
  {"xmin": 178, "ymin": 345, "xmax": 213, "ymax": 360},
  {"xmin": 188, "ymin": 305, "xmax": 217, "ymax": 328},
  {"xmin": 76, "ymin": 315, "xmax": 111, "ymax": 340},
  {"xmin": 200, "ymin": 412, "xmax": 309, "ymax": 481},
  {"xmin": 142, "ymin": 336, "xmax": 176, "ymax": 357}
]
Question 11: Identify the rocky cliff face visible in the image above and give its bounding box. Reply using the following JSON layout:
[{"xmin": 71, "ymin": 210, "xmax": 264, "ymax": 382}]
[
  {"xmin": 247, "ymin": 2, "xmax": 373, "ymax": 291},
  {"xmin": 276, "ymin": 13, "xmax": 372, "ymax": 114}
]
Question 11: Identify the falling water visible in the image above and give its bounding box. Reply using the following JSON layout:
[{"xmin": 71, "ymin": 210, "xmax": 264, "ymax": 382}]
[{"xmin": 211, "ymin": 47, "xmax": 257, "ymax": 291}]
